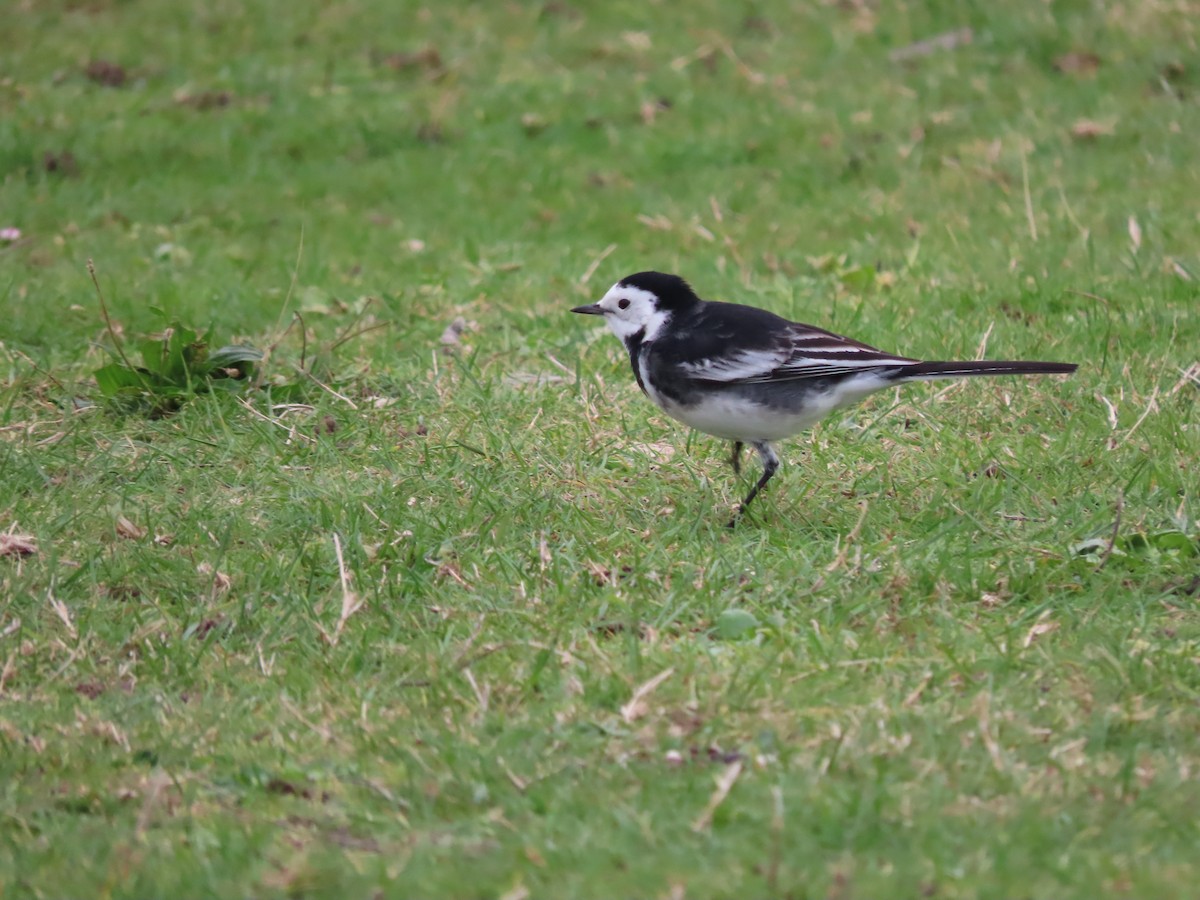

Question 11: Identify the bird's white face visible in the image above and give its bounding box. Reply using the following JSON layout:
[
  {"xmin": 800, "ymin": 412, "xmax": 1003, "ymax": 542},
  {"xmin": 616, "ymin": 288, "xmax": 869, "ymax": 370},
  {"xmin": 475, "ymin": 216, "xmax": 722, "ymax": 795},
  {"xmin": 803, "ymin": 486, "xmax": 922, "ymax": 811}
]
[{"xmin": 587, "ymin": 283, "xmax": 671, "ymax": 342}]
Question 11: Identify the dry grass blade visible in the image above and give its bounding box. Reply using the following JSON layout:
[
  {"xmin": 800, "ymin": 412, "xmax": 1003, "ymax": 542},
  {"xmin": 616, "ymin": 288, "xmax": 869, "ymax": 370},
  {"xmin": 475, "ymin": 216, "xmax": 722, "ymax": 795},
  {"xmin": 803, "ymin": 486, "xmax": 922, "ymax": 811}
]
[
  {"xmin": 279, "ymin": 694, "xmax": 350, "ymax": 749},
  {"xmin": 237, "ymin": 398, "xmax": 316, "ymax": 443},
  {"xmin": 691, "ymin": 759, "xmax": 744, "ymax": 832},
  {"xmin": 1168, "ymin": 362, "xmax": 1200, "ymax": 395},
  {"xmin": 1118, "ymin": 386, "xmax": 1160, "ymax": 446},
  {"xmin": 48, "ymin": 595, "xmax": 77, "ymax": 639},
  {"xmin": 902, "ymin": 672, "xmax": 933, "ymax": 708},
  {"xmin": 620, "ymin": 667, "xmax": 674, "ymax": 723},
  {"xmin": 888, "ymin": 27, "xmax": 972, "ymax": 62},
  {"xmin": 87, "ymin": 258, "xmax": 141, "ymax": 380},
  {"xmin": 1020, "ymin": 147, "xmax": 1038, "ymax": 242},
  {"xmin": 292, "ymin": 364, "xmax": 359, "ymax": 409},
  {"xmin": 331, "ymin": 533, "xmax": 364, "ymax": 645},
  {"xmin": 579, "ymin": 243, "xmax": 617, "ymax": 285},
  {"xmin": 826, "ymin": 501, "xmax": 869, "ymax": 573},
  {"xmin": 1022, "ymin": 615, "xmax": 1059, "ymax": 648},
  {"xmin": 975, "ymin": 693, "xmax": 1006, "ymax": 773}
]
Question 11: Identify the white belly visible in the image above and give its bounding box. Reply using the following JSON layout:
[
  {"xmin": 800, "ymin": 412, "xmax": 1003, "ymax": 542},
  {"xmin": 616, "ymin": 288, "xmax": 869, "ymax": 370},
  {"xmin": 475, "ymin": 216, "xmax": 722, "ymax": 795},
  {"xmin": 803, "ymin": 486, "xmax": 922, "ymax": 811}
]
[
  {"xmin": 653, "ymin": 393, "xmax": 830, "ymax": 441},
  {"xmin": 644, "ymin": 375, "xmax": 893, "ymax": 442}
]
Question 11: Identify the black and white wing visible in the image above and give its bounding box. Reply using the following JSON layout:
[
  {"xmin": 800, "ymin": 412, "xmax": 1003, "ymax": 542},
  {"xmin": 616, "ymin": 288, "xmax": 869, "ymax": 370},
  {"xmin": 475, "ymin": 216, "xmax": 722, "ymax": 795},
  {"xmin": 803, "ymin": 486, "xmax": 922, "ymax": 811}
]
[{"xmin": 670, "ymin": 301, "xmax": 920, "ymax": 385}]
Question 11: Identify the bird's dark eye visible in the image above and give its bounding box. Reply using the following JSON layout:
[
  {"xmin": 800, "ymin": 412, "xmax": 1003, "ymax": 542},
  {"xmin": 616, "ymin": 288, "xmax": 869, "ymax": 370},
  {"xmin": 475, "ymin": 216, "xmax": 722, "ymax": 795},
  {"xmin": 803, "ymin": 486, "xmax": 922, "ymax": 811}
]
[{"xmin": 618, "ymin": 298, "xmax": 631, "ymax": 310}]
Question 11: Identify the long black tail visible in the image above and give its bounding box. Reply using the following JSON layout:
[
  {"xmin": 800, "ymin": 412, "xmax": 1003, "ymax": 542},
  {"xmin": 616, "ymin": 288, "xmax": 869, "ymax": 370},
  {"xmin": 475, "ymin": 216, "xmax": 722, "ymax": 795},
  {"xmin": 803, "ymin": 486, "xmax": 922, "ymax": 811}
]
[{"xmin": 899, "ymin": 360, "xmax": 1078, "ymax": 382}]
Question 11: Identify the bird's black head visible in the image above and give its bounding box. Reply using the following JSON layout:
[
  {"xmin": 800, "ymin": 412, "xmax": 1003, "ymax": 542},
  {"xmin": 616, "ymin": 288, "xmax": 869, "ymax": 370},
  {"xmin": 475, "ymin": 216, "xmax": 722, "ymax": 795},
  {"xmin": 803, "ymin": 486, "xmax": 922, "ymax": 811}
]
[
  {"xmin": 616, "ymin": 271, "xmax": 701, "ymax": 311},
  {"xmin": 570, "ymin": 270, "xmax": 701, "ymax": 344}
]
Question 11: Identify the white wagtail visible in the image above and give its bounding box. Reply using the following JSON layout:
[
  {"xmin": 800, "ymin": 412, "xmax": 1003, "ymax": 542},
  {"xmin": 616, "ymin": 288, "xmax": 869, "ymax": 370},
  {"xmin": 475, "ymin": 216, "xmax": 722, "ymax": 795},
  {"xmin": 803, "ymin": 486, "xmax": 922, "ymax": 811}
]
[{"xmin": 572, "ymin": 271, "xmax": 1078, "ymax": 525}]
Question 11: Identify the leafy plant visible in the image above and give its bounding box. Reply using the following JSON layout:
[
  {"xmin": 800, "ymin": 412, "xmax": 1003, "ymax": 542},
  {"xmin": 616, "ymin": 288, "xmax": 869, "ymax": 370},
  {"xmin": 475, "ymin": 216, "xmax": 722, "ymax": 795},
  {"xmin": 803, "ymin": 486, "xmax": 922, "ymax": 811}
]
[
  {"xmin": 94, "ymin": 323, "xmax": 263, "ymax": 414},
  {"xmin": 89, "ymin": 260, "xmax": 263, "ymax": 414}
]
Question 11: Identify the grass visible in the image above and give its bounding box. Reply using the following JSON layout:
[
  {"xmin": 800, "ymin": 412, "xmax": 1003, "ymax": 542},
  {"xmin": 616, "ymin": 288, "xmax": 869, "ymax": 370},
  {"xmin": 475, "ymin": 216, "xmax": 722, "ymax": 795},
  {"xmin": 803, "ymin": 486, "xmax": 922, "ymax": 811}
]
[{"xmin": 2, "ymin": 0, "xmax": 1199, "ymax": 897}]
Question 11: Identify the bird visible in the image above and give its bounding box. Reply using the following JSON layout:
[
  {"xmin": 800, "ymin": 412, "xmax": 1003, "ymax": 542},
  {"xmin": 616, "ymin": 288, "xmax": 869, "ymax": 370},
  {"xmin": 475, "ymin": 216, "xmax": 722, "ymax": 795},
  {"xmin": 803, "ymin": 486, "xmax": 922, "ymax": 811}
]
[{"xmin": 571, "ymin": 271, "xmax": 1078, "ymax": 525}]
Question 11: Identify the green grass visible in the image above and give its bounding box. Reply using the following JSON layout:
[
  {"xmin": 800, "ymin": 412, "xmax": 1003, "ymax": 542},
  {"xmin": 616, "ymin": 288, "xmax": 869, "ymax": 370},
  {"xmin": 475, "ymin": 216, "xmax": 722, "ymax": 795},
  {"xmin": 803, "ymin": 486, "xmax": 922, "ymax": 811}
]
[{"xmin": 3, "ymin": 1, "xmax": 1199, "ymax": 897}]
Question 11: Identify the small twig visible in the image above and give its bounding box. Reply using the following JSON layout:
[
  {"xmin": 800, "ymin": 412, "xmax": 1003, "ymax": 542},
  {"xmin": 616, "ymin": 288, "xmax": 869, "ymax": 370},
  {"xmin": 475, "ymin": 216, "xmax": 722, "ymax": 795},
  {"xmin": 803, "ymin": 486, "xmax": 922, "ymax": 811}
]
[
  {"xmin": 328, "ymin": 320, "xmax": 389, "ymax": 354},
  {"xmin": 1094, "ymin": 490, "xmax": 1125, "ymax": 572},
  {"xmin": 295, "ymin": 311, "xmax": 308, "ymax": 371},
  {"xmin": 326, "ymin": 296, "xmax": 381, "ymax": 354}
]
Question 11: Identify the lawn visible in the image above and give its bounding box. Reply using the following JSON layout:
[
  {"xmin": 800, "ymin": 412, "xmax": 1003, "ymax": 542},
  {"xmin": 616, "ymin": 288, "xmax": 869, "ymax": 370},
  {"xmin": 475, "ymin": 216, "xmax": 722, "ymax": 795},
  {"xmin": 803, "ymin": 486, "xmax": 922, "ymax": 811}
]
[{"xmin": 2, "ymin": 1, "xmax": 1199, "ymax": 897}]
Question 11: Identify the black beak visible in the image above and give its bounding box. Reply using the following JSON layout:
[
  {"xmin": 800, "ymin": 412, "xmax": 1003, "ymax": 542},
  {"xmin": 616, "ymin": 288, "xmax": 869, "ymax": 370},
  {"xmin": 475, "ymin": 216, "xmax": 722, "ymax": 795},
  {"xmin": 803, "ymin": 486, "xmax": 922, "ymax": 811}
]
[{"xmin": 570, "ymin": 303, "xmax": 606, "ymax": 316}]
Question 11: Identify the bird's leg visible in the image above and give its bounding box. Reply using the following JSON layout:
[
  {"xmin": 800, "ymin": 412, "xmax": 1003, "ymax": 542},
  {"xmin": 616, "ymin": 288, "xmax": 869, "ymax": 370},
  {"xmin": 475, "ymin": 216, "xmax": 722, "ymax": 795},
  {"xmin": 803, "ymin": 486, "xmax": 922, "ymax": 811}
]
[
  {"xmin": 730, "ymin": 441, "xmax": 743, "ymax": 475},
  {"xmin": 726, "ymin": 441, "xmax": 780, "ymax": 527},
  {"xmin": 738, "ymin": 442, "xmax": 779, "ymax": 514}
]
